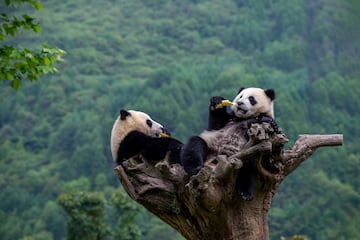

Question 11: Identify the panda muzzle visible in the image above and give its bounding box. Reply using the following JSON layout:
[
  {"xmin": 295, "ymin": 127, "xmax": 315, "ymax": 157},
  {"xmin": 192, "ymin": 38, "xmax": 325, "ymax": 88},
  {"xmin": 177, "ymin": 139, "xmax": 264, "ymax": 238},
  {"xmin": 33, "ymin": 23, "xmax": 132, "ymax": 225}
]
[{"xmin": 160, "ymin": 128, "xmax": 171, "ymax": 138}]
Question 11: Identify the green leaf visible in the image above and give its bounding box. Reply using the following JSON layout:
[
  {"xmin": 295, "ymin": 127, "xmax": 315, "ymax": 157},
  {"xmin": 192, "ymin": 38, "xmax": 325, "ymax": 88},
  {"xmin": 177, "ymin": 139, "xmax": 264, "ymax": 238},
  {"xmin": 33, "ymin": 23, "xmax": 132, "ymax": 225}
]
[
  {"xmin": 43, "ymin": 57, "xmax": 51, "ymax": 66},
  {"xmin": 1, "ymin": 13, "xmax": 9, "ymax": 21},
  {"xmin": 32, "ymin": 25, "xmax": 41, "ymax": 33},
  {"xmin": 22, "ymin": 14, "xmax": 34, "ymax": 23},
  {"xmin": 10, "ymin": 79, "xmax": 21, "ymax": 90},
  {"xmin": 24, "ymin": 52, "xmax": 34, "ymax": 59},
  {"xmin": 5, "ymin": 72, "xmax": 14, "ymax": 80},
  {"xmin": 35, "ymin": 2, "xmax": 43, "ymax": 11}
]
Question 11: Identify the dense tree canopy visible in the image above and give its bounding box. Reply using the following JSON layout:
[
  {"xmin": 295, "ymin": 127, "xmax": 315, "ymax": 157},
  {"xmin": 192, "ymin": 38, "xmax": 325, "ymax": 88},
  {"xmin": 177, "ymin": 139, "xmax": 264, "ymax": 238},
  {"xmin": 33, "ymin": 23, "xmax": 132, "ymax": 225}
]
[{"xmin": 0, "ymin": 0, "xmax": 358, "ymax": 239}]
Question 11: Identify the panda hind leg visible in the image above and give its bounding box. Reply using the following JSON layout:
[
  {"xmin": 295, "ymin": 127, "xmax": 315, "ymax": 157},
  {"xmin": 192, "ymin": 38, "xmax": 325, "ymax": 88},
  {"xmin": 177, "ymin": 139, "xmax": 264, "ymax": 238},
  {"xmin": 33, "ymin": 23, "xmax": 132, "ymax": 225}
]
[
  {"xmin": 236, "ymin": 163, "xmax": 256, "ymax": 201},
  {"xmin": 180, "ymin": 136, "xmax": 208, "ymax": 176}
]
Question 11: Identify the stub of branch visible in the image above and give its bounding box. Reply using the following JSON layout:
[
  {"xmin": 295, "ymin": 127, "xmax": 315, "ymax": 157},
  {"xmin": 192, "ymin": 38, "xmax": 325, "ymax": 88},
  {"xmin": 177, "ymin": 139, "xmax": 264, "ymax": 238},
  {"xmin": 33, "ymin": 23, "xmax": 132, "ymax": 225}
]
[
  {"xmin": 282, "ymin": 134, "xmax": 343, "ymax": 176},
  {"xmin": 298, "ymin": 134, "xmax": 343, "ymax": 148}
]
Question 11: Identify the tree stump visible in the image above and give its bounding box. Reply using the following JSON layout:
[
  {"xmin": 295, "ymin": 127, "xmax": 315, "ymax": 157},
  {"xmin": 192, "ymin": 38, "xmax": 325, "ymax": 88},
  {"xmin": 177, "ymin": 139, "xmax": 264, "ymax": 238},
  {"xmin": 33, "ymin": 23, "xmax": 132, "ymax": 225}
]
[{"xmin": 114, "ymin": 121, "xmax": 343, "ymax": 240}]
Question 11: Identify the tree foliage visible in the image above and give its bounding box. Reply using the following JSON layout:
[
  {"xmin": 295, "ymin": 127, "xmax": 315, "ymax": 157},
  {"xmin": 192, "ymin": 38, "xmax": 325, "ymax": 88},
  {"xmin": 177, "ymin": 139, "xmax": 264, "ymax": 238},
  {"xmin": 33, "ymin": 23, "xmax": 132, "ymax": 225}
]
[
  {"xmin": 0, "ymin": 0, "xmax": 64, "ymax": 89},
  {"xmin": 111, "ymin": 190, "xmax": 142, "ymax": 240},
  {"xmin": 57, "ymin": 192, "xmax": 110, "ymax": 240}
]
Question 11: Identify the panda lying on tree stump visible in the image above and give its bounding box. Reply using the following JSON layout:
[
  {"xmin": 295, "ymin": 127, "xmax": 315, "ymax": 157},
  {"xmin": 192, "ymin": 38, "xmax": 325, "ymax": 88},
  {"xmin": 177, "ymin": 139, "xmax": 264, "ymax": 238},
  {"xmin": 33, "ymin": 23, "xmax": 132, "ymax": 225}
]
[
  {"xmin": 181, "ymin": 87, "xmax": 279, "ymax": 201},
  {"xmin": 110, "ymin": 109, "xmax": 183, "ymax": 166}
]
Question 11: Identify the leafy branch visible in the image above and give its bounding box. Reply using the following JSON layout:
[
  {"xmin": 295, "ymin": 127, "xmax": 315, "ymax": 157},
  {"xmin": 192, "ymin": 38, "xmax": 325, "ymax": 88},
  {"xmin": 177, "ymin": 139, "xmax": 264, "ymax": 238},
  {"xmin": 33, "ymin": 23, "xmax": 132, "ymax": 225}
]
[{"xmin": 0, "ymin": 0, "xmax": 64, "ymax": 90}]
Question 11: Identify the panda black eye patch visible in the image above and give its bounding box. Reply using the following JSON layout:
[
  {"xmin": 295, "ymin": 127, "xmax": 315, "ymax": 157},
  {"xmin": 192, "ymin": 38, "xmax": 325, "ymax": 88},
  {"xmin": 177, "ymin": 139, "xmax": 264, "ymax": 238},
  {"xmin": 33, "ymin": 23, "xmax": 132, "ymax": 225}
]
[
  {"xmin": 146, "ymin": 119, "xmax": 153, "ymax": 128},
  {"xmin": 249, "ymin": 96, "xmax": 257, "ymax": 105}
]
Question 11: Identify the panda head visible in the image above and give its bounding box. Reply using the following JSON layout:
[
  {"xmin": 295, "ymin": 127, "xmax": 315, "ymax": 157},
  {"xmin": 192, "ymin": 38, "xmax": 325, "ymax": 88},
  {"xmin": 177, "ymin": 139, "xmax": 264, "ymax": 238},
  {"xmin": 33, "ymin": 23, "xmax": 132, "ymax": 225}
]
[
  {"xmin": 110, "ymin": 109, "xmax": 167, "ymax": 162},
  {"xmin": 230, "ymin": 87, "xmax": 275, "ymax": 119}
]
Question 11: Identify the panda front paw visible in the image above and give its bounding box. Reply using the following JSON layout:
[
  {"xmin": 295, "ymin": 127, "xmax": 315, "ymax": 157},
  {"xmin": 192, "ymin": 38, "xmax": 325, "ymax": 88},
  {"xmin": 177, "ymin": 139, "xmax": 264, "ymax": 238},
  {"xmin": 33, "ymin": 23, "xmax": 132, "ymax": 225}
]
[
  {"xmin": 257, "ymin": 115, "xmax": 280, "ymax": 133},
  {"xmin": 209, "ymin": 96, "xmax": 226, "ymax": 111}
]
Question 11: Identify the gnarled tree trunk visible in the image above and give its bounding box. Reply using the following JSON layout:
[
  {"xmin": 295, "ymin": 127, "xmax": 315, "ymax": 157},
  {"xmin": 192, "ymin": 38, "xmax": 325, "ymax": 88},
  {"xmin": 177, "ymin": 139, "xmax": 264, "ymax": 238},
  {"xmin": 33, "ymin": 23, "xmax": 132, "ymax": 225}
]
[{"xmin": 114, "ymin": 121, "xmax": 343, "ymax": 240}]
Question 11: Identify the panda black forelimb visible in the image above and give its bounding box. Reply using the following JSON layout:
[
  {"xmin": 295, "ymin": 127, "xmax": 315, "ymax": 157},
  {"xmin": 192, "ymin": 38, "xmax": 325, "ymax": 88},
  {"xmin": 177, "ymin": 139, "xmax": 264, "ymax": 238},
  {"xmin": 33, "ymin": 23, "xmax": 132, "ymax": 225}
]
[
  {"xmin": 117, "ymin": 131, "xmax": 147, "ymax": 165},
  {"xmin": 208, "ymin": 96, "xmax": 230, "ymax": 131},
  {"xmin": 117, "ymin": 130, "xmax": 183, "ymax": 165},
  {"xmin": 141, "ymin": 137, "xmax": 183, "ymax": 164},
  {"xmin": 180, "ymin": 136, "xmax": 208, "ymax": 176},
  {"xmin": 255, "ymin": 114, "xmax": 280, "ymax": 134}
]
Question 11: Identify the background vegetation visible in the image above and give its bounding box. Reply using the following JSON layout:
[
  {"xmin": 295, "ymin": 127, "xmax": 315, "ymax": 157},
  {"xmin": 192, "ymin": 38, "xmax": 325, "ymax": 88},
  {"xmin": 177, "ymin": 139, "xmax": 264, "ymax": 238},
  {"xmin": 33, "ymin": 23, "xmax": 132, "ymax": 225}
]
[{"xmin": 0, "ymin": 0, "xmax": 359, "ymax": 239}]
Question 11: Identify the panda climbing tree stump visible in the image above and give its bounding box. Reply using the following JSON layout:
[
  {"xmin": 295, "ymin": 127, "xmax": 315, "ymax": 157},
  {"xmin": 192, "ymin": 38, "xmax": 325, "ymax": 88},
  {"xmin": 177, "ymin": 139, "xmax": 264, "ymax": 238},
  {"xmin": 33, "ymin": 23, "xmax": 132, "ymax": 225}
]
[{"xmin": 114, "ymin": 121, "xmax": 343, "ymax": 240}]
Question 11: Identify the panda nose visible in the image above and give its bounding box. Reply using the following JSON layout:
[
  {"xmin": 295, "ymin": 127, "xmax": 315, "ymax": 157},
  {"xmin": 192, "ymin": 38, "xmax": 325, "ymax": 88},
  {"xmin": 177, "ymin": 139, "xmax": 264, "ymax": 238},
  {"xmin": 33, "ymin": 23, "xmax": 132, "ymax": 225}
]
[{"xmin": 237, "ymin": 102, "xmax": 244, "ymax": 106}]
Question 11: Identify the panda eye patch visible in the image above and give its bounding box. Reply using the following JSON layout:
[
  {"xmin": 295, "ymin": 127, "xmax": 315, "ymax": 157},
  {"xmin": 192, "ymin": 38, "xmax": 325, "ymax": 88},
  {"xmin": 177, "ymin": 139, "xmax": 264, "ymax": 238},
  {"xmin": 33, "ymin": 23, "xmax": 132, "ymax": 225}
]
[
  {"xmin": 249, "ymin": 96, "xmax": 257, "ymax": 105},
  {"xmin": 146, "ymin": 119, "xmax": 153, "ymax": 128}
]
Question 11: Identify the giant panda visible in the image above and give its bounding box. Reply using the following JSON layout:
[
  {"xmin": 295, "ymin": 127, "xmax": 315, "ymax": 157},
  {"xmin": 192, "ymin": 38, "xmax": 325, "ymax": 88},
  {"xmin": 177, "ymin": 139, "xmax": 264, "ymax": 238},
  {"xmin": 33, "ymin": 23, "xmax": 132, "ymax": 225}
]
[
  {"xmin": 181, "ymin": 87, "xmax": 278, "ymax": 201},
  {"xmin": 111, "ymin": 109, "xmax": 183, "ymax": 166}
]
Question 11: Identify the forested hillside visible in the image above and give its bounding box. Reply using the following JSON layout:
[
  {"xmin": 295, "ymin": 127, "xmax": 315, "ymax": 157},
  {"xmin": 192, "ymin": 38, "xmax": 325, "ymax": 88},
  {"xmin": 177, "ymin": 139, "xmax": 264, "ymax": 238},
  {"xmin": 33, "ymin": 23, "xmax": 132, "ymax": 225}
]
[{"xmin": 0, "ymin": 0, "xmax": 359, "ymax": 239}]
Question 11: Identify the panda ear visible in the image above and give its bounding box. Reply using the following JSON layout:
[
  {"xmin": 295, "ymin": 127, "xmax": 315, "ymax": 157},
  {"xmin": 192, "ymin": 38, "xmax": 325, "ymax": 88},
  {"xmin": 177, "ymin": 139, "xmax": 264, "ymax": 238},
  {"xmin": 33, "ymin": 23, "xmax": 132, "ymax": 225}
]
[
  {"xmin": 265, "ymin": 89, "xmax": 275, "ymax": 101},
  {"xmin": 120, "ymin": 109, "xmax": 131, "ymax": 120},
  {"xmin": 238, "ymin": 87, "xmax": 246, "ymax": 94}
]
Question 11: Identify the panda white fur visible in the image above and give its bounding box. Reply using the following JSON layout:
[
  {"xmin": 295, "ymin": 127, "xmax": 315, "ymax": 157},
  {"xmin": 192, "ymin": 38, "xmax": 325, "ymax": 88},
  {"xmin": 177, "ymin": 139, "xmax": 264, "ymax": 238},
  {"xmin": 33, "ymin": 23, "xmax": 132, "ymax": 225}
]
[
  {"xmin": 111, "ymin": 109, "xmax": 183, "ymax": 165},
  {"xmin": 230, "ymin": 87, "xmax": 275, "ymax": 119},
  {"xmin": 181, "ymin": 87, "xmax": 277, "ymax": 200}
]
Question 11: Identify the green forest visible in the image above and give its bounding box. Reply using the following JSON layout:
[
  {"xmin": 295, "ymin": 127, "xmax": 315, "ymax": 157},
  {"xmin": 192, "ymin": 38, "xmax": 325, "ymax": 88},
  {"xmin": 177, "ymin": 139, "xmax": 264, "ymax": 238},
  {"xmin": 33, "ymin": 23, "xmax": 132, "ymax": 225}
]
[{"xmin": 0, "ymin": 0, "xmax": 359, "ymax": 239}]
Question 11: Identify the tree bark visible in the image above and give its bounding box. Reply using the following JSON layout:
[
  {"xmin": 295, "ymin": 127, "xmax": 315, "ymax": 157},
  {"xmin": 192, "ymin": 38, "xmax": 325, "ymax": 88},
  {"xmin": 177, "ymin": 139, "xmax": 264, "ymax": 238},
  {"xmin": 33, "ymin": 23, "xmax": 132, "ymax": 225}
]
[{"xmin": 114, "ymin": 122, "xmax": 343, "ymax": 240}]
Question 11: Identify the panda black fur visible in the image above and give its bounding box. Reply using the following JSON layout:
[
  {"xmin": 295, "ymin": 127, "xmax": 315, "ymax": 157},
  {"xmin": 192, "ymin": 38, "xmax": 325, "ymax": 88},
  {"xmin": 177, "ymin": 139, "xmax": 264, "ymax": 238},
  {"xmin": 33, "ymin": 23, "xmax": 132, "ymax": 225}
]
[
  {"xmin": 111, "ymin": 109, "xmax": 183, "ymax": 165},
  {"xmin": 181, "ymin": 87, "xmax": 277, "ymax": 201}
]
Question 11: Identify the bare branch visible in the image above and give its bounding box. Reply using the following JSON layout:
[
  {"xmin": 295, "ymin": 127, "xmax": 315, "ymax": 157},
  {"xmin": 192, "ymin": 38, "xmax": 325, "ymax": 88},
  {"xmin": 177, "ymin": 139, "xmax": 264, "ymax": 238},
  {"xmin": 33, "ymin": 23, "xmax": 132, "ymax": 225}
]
[{"xmin": 282, "ymin": 134, "xmax": 343, "ymax": 176}]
